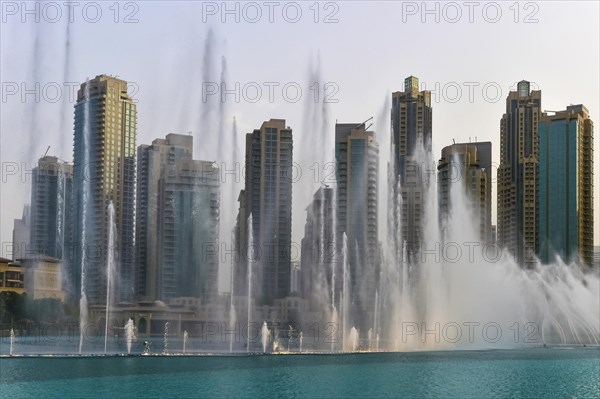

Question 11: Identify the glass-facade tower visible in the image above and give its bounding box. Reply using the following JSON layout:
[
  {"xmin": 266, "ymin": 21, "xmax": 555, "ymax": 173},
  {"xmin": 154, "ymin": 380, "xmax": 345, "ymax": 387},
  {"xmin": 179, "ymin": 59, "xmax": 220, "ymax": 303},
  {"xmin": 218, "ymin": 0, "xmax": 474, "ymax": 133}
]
[
  {"xmin": 72, "ymin": 75, "xmax": 137, "ymax": 304},
  {"xmin": 538, "ymin": 105, "xmax": 594, "ymax": 267}
]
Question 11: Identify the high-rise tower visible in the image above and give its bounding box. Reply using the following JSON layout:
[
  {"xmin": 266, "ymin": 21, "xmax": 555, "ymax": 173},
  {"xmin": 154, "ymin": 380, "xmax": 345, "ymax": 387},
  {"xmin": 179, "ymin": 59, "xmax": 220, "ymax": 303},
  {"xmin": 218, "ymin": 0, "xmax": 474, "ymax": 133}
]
[
  {"xmin": 335, "ymin": 121, "xmax": 379, "ymax": 328},
  {"xmin": 30, "ymin": 156, "xmax": 74, "ymax": 296},
  {"xmin": 234, "ymin": 119, "xmax": 293, "ymax": 304},
  {"xmin": 538, "ymin": 105, "xmax": 594, "ymax": 267},
  {"xmin": 136, "ymin": 134, "xmax": 220, "ymax": 302},
  {"xmin": 498, "ymin": 80, "xmax": 541, "ymax": 267},
  {"xmin": 391, "ymin": 76, "xmax": 432, "ymax": 264},
  {"xmin": 72, "ymin": 75, "xmax": 137, "ymax": 304}
]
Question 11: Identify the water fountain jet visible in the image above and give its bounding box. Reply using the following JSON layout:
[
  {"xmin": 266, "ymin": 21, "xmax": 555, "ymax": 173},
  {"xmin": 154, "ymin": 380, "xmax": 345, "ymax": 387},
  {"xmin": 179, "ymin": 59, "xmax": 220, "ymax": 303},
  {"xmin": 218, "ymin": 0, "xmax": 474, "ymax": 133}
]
[
  {"xmin": 78, "ymin": 79, "xmax": 91, "ymax": 355},
  {"xmin": 9, "ymin": 328, "xmax": 15, "ymax": 356},
  {"xmin": 104, "ymin": 202, "xmax": 116, "ymax": 354},
  {"xmin": 183, "ymin": 330, "xmax": 188, "ymax": 354},
  {"xmin": 261, "ymin": 322, "xmax": 270, "ymax": 353},
  {"xmin": 125, "ymin": 319, "xmax": 135, "ymax": 355},
  {"xmin": 349, "ymin": 327, "xmax": 359, "ymax": 352}
]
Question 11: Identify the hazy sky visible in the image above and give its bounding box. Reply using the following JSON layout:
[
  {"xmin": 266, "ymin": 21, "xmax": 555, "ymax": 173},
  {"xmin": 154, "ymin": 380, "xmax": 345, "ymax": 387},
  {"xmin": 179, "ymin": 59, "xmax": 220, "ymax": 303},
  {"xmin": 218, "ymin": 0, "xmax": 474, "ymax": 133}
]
[{"xmin": 1, "ymin": 1, "xmax": 598, "ymax": 291}]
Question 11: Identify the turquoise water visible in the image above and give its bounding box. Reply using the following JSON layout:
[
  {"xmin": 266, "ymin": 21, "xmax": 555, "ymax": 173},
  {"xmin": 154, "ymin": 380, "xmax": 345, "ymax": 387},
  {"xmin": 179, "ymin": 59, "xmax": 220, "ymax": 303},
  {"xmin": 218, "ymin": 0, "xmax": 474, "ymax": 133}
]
[{"xmin": 1, "ymin": 348, "xmax": 599, "ymax": 398}]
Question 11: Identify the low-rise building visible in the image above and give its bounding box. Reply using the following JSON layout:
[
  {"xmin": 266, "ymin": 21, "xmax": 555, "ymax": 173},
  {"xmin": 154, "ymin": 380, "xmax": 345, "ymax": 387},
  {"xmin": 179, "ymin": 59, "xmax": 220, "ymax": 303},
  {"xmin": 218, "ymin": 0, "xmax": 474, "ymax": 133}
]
[
  {"xmin": 21, "ymin": 256, "xmax": 65, "ymax": 302},
  {"xmin": 0, "ymin": 258, "xmax": 25, "ymax": 295}
]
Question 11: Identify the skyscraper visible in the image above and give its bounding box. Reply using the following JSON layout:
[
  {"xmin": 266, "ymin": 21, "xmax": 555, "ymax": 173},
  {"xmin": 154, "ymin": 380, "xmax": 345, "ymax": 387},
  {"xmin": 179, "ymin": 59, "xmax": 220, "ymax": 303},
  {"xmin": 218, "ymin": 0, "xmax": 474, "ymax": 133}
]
[
  {"xmin": 438, "ymin": 142, "xmax": 491, "ymax": 243},
  {"xmin": 391, "ymin": 76, "xmax": 432, "ymax": 263},
  {"xmin": 30, "ymin": 156, "xmax": 74, "ymax": 258},
  {"xmin": 538, "ymin": 105, "xmax": 594, "ymax": 267},
  {"xmin": 29, "ymin": 156, "xmax": 74, "ymax": 295},
  {"xmin": 335, "ymin": 121, "xmax": 379, "ymax": 328},
  {"xmin": 136, "ymin": 134, "xmax": 220, "ymax": 302},
  {"xmin": 72, "ymin": 75, "xmax": 137, "ymax": 304},
  {"xmin": 498, "ymin": 80, "xmax": 541, "ymax": 268},
  {"xmin": 235, "ymin": 119, "xmax": 293, "ymax": 305}
]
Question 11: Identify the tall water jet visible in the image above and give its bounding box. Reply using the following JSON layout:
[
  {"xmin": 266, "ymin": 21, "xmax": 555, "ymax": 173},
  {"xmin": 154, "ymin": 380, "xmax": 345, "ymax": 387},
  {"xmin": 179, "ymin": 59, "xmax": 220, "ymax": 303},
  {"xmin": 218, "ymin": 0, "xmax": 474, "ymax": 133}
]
[
  {"xmin": 246, "ymin": 214, "xmax": 254, "ymax": 353},
  {"xmin": 330, "ymin": 178, "xmax": 338, "ymax": 352},
  {"xmin": 104, "ymin": 202, "xmax": 116, "ymax": 354},
  {"xmin": 197, "ymin": 28, "xmax": 218, "ymax": 160},
  {"xmin": 299, "ymin": 331, "xmax": 303, "ymax": 353},
  {"xmin": 59, "ymin": 14, "xmax": 72, "ymax": 157},
  {"xmin": 217, "ymin": 55, "xmax": 228, "ymax": 158},
  {"xmin": 367, "ymin": 328, "xmax": 373, "ymax": 351},
  {"xmin": 341, "ymin": 233, "xmax": 349, "ymax": 352},
  {"xmin": 349, "ymin": 327, "xmax": 359, "ymax": 352},
  {"xmin": 78, "ymin": 79, "xmax": 91, "ymax": 355},
  {"xmin": 373, "ymin": 290, "xmax": 379, "ymax": 348},
  {"xmin": 287, "ymin": 325, "xmax": 295, "ymax": 352},
  {"xmin": 9, "ymin": 328, "xmax": 15, "ymax": 356},
  {"xmin": 272, "ymin": 328, "xmax": 280, "ymax": 352},
  {"xmin": 163, "ymin": 322, "xmax": 170, "ymax": 355},
  {"xmin": 261, "ymin": 321, "xmax": 270, "ymax": 353},
  {"xmin": 27, "ymin": 22, "xmax": 43, "ymax": 159},
  {"xmin": 330, "ymin": 190, "xmax": 338, "ymax": 352},
  {"xmin": 229, "ymin": 231, "xmax": 236, "ymax": 354},
  {"xmin": 125, "ymin": 319, "xmax": 135, "ymax": 355},
  {"xmin": 296, "ymin": 52, "xmax": 331, "ymax": 259},
  {"xmin": 56, "ymin": 163, "xmax": 66, "ymax": 265},
  {"xmin": 330, "ymin": 262, "xmax": 337, "ymax": 352},
  {"xmin": 231, "ymin": 117, "xmax": 238, "ymax": 169},
  {"xmin": 183, "ymin": 330, "xmax": 188, "ymax": 354}
]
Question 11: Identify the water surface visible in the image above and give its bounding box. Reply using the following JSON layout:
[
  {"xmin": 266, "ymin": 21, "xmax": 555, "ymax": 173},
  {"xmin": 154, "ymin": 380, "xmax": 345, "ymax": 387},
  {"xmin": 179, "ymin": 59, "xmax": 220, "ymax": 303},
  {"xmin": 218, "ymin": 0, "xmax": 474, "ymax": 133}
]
[{"xmin": 1, "ymin": 348, "xmax": 599, "ymax": 398}]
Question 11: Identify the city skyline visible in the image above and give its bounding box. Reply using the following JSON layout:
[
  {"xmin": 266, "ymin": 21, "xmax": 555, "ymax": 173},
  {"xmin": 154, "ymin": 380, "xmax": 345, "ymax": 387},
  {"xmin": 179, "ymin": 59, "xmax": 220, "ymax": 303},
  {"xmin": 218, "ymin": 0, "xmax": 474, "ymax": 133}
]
[
  {"xmin": 1, "ymin": 4, "xmax": 599, "ymax": 397},
  {"xmin": 2, "ymin": 2, "xmax": 599, "ymax": 295},
  {"xmin": 5, "ymin": 72, "xmax": 598, "ymax": 291}
]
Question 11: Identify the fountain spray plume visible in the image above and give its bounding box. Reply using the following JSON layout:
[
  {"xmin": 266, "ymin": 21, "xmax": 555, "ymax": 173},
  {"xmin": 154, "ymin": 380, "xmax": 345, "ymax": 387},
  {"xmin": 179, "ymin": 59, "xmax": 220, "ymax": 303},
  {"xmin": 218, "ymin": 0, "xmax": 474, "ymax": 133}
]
[
  {"xmin": 246, "ymin": 214, "xmax": 254, "ymax": 353},
  {"xmin": 78, "ymin": 79, "xmax": 91, "ymax": 355},
  {"xmin": 329, "ymin": 167, "xmax": 339, "ymax": 352},
  {"xmin": 163, "ymin": 322, "xmax": 170, "ymax": 355},
  {"xmin": 27, "ymin": 22, "xmax": 43, "ymax": 162},
  {"xmin": 349, "ymin": 327, "xmax": 359, "ymax": 352},
  {"xmin": 261, "ymin": 321, "xmax": 270, "ymax": 353},
  {"xmin": 341, "ymin": 233, "xmax": 349, "ymax": 351},
  {"xmin": 229, "ymin": 229, "xmax": 236, "ymax": 353},
  {"xmin": 302, "ymin": 52, "xmax": 330, "ymax": 164},
  {"xmin": 197, "ymin": 27, "xmax": 216, "ymax": 160},
  {"xmin": 125, "ymin": 319, "xmax": 135, "ymax": 355},
  {"xmin": 9, "ymin": 328, "xmax": 15, "ymax": 356},
  {"xmin": 382, "ymin": 144, "xmax": 600, "ymax": 351},
  {"xmin": 183, "ymin": 330, "xmax": 188, "ymax": 354},
  {"xmin": 296, "ymin": 53, "xmax": 332, "ymax": 257},
  {"xmin": 59, "ymin": 12, "xmax": 73, "ymax": 158},
  {"xmin": 55, "ymin": 162, "xmax": 67, "ymax": 273},
  {"xmin": 218, "ymin": 55, "xmax": 228, "ymax": 158},
  {"xmin": 104, "ymin": 201, "xmax": 117, "ymax": 354},
  {"xmin": 232, "ymin": 117, "xmax": 239, "ymax": 168}
]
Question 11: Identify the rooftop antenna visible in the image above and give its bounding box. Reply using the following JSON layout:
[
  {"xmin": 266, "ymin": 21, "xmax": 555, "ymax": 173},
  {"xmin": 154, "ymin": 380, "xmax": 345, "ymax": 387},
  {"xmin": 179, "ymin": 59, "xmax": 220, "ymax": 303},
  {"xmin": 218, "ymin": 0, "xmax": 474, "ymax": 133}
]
[
  {"xmin": 43, "ymin": 146, "xmax": 50, "ymax": 157},
  {"xmin": 452, "ymin": 139, "xmax": 455, "ymax": 144},
  {"xmin": 469, "ymin": 137, "xmax": 471, "ymax": 143},
  {"xmin": 357, "ymin": 116, "xmax": 374, "ymax": 130}
]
